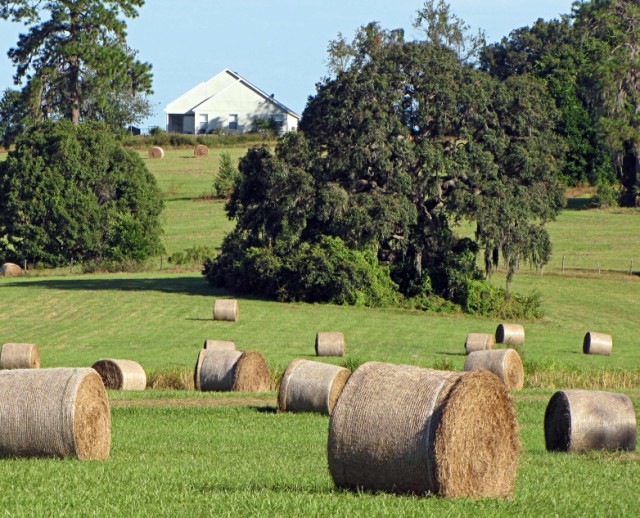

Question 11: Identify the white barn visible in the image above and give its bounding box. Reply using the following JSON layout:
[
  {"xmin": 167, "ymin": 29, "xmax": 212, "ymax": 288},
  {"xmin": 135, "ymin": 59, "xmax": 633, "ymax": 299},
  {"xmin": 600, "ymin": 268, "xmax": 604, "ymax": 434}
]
[{"xmin": 164, "ymin": 69, "xmax": 300, "ymax": 135}]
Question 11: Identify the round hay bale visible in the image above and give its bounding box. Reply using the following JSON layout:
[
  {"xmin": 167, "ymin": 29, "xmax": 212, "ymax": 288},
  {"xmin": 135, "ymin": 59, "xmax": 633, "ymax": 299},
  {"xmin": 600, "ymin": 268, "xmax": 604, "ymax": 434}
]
[
  {"xmin": 0, "ymin": 262, "xmax": 23, "ymax": 277},
  {"xmin": 465, "ymin": 333, "xmax": 495, "ymax": 354},
  {"xmin": 203, "ymin": 339, "xmax": 236, "ymax": 350},
  {"xmin": 148, "ymin": 146, "xmax": 164, "ymax": 159},
  {"xmin": 328, "ymin": 362, "xmax": 520, "ymax": 498},
  {"xmin": 315, "ymin": 332, "xmax": 345, "ymax": 357},
  {"xmin": 0, "ymin": 368, "xmax": 111, "ymax": 459},
  {"xmin": 464, "ymin": 349, "xmax": 524, "ymax": 390},
  {"xmin": 213, "ymin": 299, "xmax": 239, "ymax": 322},
  {"xmin": 495, "ymin": 323, "xmax": 525, "ymax": 346},
  {"xmin": 91, "ymin": 359, "xmax": 146, "ymax": 391},
  {"xmin": 583, "ymin": 332, "xmax": 612, "ymax": 356},
  {"xmin": 194, "ymin": 144, "xmax": 209, "ymax": 157},
  {"xmin": 544, "ymin": 389, "xmax": 637, "ymax": 452},
  {"xmin": 0, "ymin": 343, "xmax": 40, "ymax": 369},
  {"xmin": 194, "ymin": 348, "xmax": 270, "ymax": 392},
  {"xmin": 278, "ymin": 359, "xmax": 351, "ymax": 415}
]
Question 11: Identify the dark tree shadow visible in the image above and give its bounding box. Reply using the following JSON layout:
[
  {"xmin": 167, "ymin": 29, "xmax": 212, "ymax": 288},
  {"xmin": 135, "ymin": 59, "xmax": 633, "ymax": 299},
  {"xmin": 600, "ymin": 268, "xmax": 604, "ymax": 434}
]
[{"xmin": 565, "ymin": 197, "xmax": 592, "ymax": 210}]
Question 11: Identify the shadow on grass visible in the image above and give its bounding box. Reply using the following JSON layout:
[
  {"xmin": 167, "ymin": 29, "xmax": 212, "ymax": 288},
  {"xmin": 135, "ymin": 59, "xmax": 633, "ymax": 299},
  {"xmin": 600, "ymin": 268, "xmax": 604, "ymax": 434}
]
[
  {"xmin": 566, "ymin": 197, "xmax": 593, "ymax": 210},
  {"xmin": 436, "ymin": 351, "xmax": 466, "ymax": 357}
]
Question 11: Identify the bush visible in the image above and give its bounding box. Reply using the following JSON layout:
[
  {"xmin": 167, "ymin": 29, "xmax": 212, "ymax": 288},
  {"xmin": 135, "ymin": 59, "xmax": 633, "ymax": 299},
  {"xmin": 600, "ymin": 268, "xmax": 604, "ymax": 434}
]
[
  {"xmin": 464, "ymin": 280, "xmax": 543, "ymax": 319},
  {"xmin": 590, "ymin": 182, "xmax": 619, "ymax": 208},
  {"xmin": 212, "ymin": 152, "xmax": 239, "ymax": 198}
]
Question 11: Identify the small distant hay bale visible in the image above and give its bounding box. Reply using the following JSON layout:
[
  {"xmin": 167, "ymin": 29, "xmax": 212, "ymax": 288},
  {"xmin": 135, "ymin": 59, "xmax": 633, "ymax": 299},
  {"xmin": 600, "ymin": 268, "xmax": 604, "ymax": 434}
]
[
  {"xmin": 465, "ymin": 333, "xmax": 495, "ymax": 354},
  {"xmin": 0, "ymin": 263, "xmax": 23, "ymax": 277},
  {"xmin": 213, "ymin": 299, "xmax": 239, "ymax": 322},
  {"xmin": 544, "ymin": 389, "xmax": 637, "ymax": 452},
  {"xmin": 203, "ymin": 339, "xmax": 236, "ymax": 350},
  {"xmin": 495, "ymin": 323, "xmax": 525, "ymax": 346},
  {"xmin": 91, "ymin": 359, "xmax": 147, "ymax": 391},
  {"xmin": 278, "ymin": 359, "xmax": 351, "ymax": 415},
  {"xmin": 0, "ymin": 343, "xmax": 40, "ymax": 369},
  {"xmin": 194, "ymin": 348, "xmax": 270, "ymax": 392},
  {"xmin": 148, "ymin": 146, "xmax": 164, "ymax": 159},
  {"xmin": 328, "ymin": 362, "xmax": 520, "ymax": 498},
  {"xmin": 583, "ymin": 332, "xmax": 612, "ymax": 356},
  {"xmin": 315, "ymin": 332, "xmax": 345, "ymax": 357},
  {"xmin": 464, "ymin": 349, "xmax": 524, "ymax": 390},
  {"xmin": 194, "ymin": 144, "xmax": 209, "ymax": 157},
  {"xmin": 0, "ymin": 368, "xmax": 111, "ymax": 459}
]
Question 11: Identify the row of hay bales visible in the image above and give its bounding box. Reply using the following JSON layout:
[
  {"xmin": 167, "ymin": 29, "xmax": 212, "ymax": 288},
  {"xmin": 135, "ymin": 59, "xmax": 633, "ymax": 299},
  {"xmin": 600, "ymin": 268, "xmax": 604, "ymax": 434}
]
[{"xmin": 147, "ymin": 145, "xmax": 209, "ymax": 159}]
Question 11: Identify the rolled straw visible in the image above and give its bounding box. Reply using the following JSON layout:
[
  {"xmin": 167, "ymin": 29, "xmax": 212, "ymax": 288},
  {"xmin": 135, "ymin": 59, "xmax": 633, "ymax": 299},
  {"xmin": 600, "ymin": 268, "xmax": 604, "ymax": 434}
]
[
  {"xmin": 203, "ymin": 339, "xmax": 236, "ymax": 350},
  {"xmin": 194, "ymin": 348, "xmax": 269, "ymax": 392},
  {"xmin": 464, "ymin": 349, "xmax": 524, "ymax": 390},
  {"xmin": 0, "ymin": 262, "xmax": 23, "ymax": 276},
  {"xmin": 148, "ymin": 146, "xmax": 164, "ymax": 159},
  {"xmin": 315, "ymin": 332, "xmax": 345, "ymax": 357},
  {"xmin": 91, "ymin": 359, "xmax": 147, "ymax": 391},
  {"xmin": 0, "ymin": 343, "xmax": 40, "ymax": 369},
  {"xmin": 464, "ymin": 333, "xmax": 494, "ymax": 354},
  {"xmin": 495, "ymin": 323, "xmax": 525, "ymax": 346},
  {"xmin": 194, "ymin": 144, "xmax": 209, "ymax": 157},
  {"xmin": 583, "ymin": 332, "xmax": 612, "ymax": 356},
  {"xmin": 213, "ymin": 299, "xmax": 239, "ymax": 322}
]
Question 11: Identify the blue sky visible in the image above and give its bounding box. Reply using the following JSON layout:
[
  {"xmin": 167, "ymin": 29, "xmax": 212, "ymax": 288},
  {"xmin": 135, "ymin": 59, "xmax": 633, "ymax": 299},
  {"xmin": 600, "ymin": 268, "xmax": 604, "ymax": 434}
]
[{"xmin": 0, "ymin": 0, "xmax": 576, "ymax": 131}]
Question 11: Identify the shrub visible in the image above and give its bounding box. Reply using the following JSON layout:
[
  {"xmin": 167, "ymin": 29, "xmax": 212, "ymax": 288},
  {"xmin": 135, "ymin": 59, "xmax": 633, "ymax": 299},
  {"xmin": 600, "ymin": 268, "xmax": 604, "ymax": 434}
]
[
  {"xmin": 590, "ymin": 182, "xmax": 619, "ymax": 208},
  {"xmin": 464, "ymin": 280, "xmax": 543, "ymax": 319},
  {"xmin": 212, "ymin": 152, "xmax": 239, "ymax": 198}
]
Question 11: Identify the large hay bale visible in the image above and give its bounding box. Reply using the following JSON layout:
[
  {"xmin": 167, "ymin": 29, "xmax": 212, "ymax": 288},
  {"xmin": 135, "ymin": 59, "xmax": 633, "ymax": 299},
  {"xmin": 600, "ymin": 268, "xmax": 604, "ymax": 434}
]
[
  {"xmin": 464, "ymin": 333, "xmax": 495, "ymax": 354},
  {"xmin": 544, "ymin": 389, "xmax": 636, "ymax": 452},
  {"xmin": 194, "ymin": 144, "xmax": 209, "ymax": 157},
  {"xmin": 464, "ymin": 349, "xmax": 524, "ymax": 390},
  {"xmin": 0, "ymin": 343, "xmax": 40, "ymax": 369},
  {"xmin": 203, "ymin": 339, "xmax": 236, "ymax": 350},
  {"xmin": 91, "ymin": 359, "xmax": 146, "ymax": 391},
  {"xmin": 213, "ymin": 299, "xmax": 239, "ymax": 322},
  {"xmin": 328, "ymin": 362, "xmax": 520, "ymax": 498},
  {"xmin": 583, "ymin": 331, "xmax": 612, "ymax": 356},
  {"xmin": 278, "ymin": 359, "xmax": 351, "ymax": 415},
  {"xmin": 148, "ymin": 146, "xmax": 164, "ymax": 159},
  {"xmin": 0, "ymin": 262, "xmax": 23, "ymax": 277},
  {"xmin": 194, "ymin": 348, "xmax": 270, "ymax": 392},
  {"xmin": 0, "ymin": 368, "xmax": 111, "ymax": 459},
  {"xmin": 315, "ymin": 332, "xmax": 345, "ymax": 357},
  {"xmin": 495, "ymin": 323, "xmax": 525, "ymax": 346}
]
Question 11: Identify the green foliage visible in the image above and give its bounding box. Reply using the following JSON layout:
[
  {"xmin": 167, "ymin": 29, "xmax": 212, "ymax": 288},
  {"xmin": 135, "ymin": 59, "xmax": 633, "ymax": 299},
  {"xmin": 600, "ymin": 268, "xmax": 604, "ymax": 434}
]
[
  {"xmin": 169, "ymin": 245, "xmax": 215, "ymax": 266},
  {"xmin": 590, "ymin": 183, "xmax": 620, "ymax": 208},
  {"xmin": 464, "ymin": 280, "xmax": 543, "ymax": 320},
  {"xmin": 0, "ymin": 88, "xmax": 33, "ymax": 149},
  {"xmin": 212, "ymin": 151, "xmax": 239, "ymax": 198}
]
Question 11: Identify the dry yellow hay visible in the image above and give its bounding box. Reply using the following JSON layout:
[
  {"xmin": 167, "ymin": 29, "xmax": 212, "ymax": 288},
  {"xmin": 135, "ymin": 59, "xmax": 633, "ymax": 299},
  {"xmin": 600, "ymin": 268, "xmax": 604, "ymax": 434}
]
[
  {"xmin": 0, "ymin": 368, "xmax": 111, "ymax": 459},
  {"xmin": 278, "ymin": 359, "xmax": 351, "ymax": 415},
  {"xmin": 0, "ymin": 262, "xmax": 23, "ymax": 276},
  {"xmin": 328, "ymin": 362, "xmax": 520, "ymax": 498},
  {"xmin": 465, "ymin": 333, "xmax": 495, "ymax": 354},
  {"xmin": 544, "ymin": 389, "xmax": 637, "ymax": 452},
  {"xmin": 91, "ymin": 359, "xmax": 147, "ymax": 391},
  {"xmin": 315, "ymin": 332, "xmax": 346, "ymax": 357},
  {"xmin": 0, "ymin": 343, "xmax": 40, "ymax": 369},
  {"xmin": 583, "ymin": 332, "xmax": 612, "ymax": 356},
  {"xmin": 194, "ymin": 348, "xmax": 270, "ymax": 392},
  {"xmin": 194, "ymin": 144, "xmax": 209, "ymax": 157},
  {"xmin": 495, "ymin": 323, "xmax": 525, "ymax": 346},
  {"xmin": 464, "ymin": 349, "xmax": 524, "ymax": 390},
  {"xmin": 148, "ymin": 146, "xmax": 164, "ymax": 159},
  {"xmin": 203, "ymin": 339, "xmax": 236, "ymax": 350},
  {"xmin": 213, "ymin": 299, "xmax": 239, "ymax": 322}
]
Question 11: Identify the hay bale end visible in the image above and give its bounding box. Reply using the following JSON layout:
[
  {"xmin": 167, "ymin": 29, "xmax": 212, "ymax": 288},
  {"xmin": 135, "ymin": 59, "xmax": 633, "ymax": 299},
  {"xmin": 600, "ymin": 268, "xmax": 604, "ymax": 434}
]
[
  {"xmin": 0, "ymin": 262, "xmax": 23, "ymax": 276},
  {"xmin": 0, "ymin": 342, "xmax": 40, "ymax": 369},
  {"xmin": 495, "ymin": 323, "xmax": 525, "ymax": 346},
  {"xmin": 148, "ymin": 146, "xmax": 164, "ymax": 159},
  {"xmin": 583, "ymin": 332, "xmax": 612, "ymax": 356},
  {"xmin": 464, "ymin": 333, "xmax": 495, "ymax": 354},
  {"xmin": 213, "ymin": 299, "xmax": 239, "ymax": 322},
  {"xmin": 194, "ymin": 348, "xmax": 269, "ymax": 392},
  {"xmin": 315, "ymin": 332, "xmax": 346, "ymax": 357},
  {"xmin": 91, "ymin": 359, "xmax": 146, "ymax": 391},
  {"xmin": 464, "ymin": 349, "xmax": 524, "ymax": 390}
]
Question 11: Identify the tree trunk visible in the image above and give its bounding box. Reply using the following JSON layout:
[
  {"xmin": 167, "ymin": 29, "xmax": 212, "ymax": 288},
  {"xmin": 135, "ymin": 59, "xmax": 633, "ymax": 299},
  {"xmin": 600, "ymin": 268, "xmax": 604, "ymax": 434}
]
[{"xmin": 619, "ymin": 140, "xmax": 639, "ymax": 207}]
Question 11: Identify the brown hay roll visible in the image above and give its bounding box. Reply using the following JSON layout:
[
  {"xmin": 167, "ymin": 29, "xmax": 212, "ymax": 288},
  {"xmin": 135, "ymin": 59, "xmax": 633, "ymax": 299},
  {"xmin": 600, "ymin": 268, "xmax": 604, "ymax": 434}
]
[
  {"xmin": 465, "ymin": 333, "xmax": 495, "ymax": 354},
  {"xmin": 203, "ymin": 339, "xmax": 236, "ymax": 350},
  {"xmin": 148, "ymin": 146, "xmax": 164, "ymax": 159},
  {"xmin": 0, "ymin": 343, "xmax": 40, "ymax": 369},
  {"xmin": 0, "ymin": 368, "xmax": 111, "ymax": 459},
  {"xmin": 583, "ymin": 332, "xmax": 612, "ymax": 356},
  {"xmin": 495, "ymin": 323, "xmax": 525, "ymax": 346},
  {"xmin": 91, "ymin": 359, "xmax": 146, "ymax": 391},
  {"xmin": 544, "ymin": 389, "xmax": 637, "ymax": 452},
  {"xmin": 0, "ymin": 262, "xmax": 23, "ymax": 276},
  {"xmin": 194, "ymin": 348, "xmax": 270, "ymax": 392},
  {"xmin": 315, "ymin": 332, "xmax": 345, "ymax": 357},
  {"xmin": 213, "ymin": 299, "xmax": 239, "ymax": 322},
  {"xmin": 464, "ymin": 349, "xmax": 524, "ymax": 390},
  {"xmin": 328, "ymin": 362, "xmax": 520, "ymax": 498},
  {"xmin": 278, "ymin": 359, "xmax": 351, "ymax": 415},
  {"xmin": 194, "ymin": 144, "xmax": 209, "ymax": 157}
]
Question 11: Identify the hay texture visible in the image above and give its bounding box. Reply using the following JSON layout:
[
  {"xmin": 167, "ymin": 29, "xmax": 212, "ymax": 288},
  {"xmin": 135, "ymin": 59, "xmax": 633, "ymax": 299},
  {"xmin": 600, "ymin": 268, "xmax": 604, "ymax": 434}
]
[
  {"xmin": 91, "ymin": 359, "xmax": 146, "ymax": 391},
  {"xmin": 583, "ymin": 332, "xmax": 612, "ymax": 356},
  {"xmin": 464, "ymin": 333, "xmax": 495, "ymax": 354},
  {"xmin": 328, "ymin": 362, "xmax": 520, "ymax": 498},
  {"xmin": 0, "ymin": 368, "xmax": 111, "ymax": 459},
  {"xmin": 464, "ymin": 349, "xmax": 524, "ymax": 390},
  {"xmin": 194, "ymin": 144, "xmax": 209, "ymax": 157},
  {"xmin": 495, "ymin": 323, "xmax": 525, "ymax": 346},
  {"xmin": 148, "ymin": 146, "xmax": 164, "ymax": 159},
  {"xmin": 545, "ymin": 389, "xmax": 636, "ymax": 452},
  {"xmin": 0, "ymin": 343, "xmax": 40, "ymax": 369},
  {"xmin": 203, "ymin": 339, "xmax": 236, "ymax": 350},
  {"xmin": 278, "ymin": 359, "xmax": 351, "ymax": 415},
  {"xmin": 315, "ymin": 332, "xmax": 346, "ymax": 357},
  {"xmin": 194, "ymin": 348, "xmax": 270, "ymax": 392},
  {"xmin": 0, "ymin": 262, "xmax": 23, "ymax": 276},
  {"xmin": 213, "ymin": 299, "xmax": 239, "ymax": 322}
]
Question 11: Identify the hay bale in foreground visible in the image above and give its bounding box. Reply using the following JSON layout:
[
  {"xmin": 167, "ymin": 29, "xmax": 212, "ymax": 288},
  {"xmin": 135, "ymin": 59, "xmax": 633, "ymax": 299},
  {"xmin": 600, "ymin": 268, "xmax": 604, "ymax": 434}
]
[
  {"xmin": 203, "ymin": 339, "xmax": 236, "ymax": 350},
  {"xmin": 544, "ymin": 389, "xmax": 636, "ymax": 452},
  {"xmin": 328, "ymin": 362, "xmax": 520, "ymax": 498},
  {"xmin": 464, "ymin": 349, "xmax": 524, "ymax": 390},
  {"xmin": 0, "ymin": 262, "xmax": 23, "ymax": 276},
  {"xmin": 91, "ymin": 359, "xmax": 146, "ymax": 391},
  {"xmin": 583, "ymin": 332, "xmax": 612, "ymax": 356},
  {"xmin": 278, "ymin": 359, "xmax": 351, "ymax": 415},
  {"xmin": 315, "ymin": 332, "xmax": 345, "ymax": 357},
  {"xmin": 213, "ymin": 299, "xmax": 239, "ymax": 322},
  {"xmin": 194, "ymin": 144, "xmax": 209, "ymax": 157},
  {"xmin": 148, "ymin": 146, "xmax": 164, "ymax": 159},
  {"xmin": 0, "ymin": 343, "xmax": 40, "ymax": 369},
  {"xmin": 194, "ymin": 348, "xmax": 270, "ymax": 392},
  {"xmin": 495, "ymin": 323, "xmax": 525, "ymax": 346},
  {"xmin": 465, "ymin": 333, "xmax": 495, "ymax": 354},
  {"xmin": 0, "ymin": 368, "xmax": 111, "ymax": 459}
]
